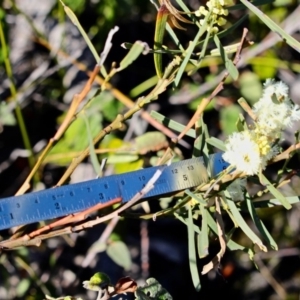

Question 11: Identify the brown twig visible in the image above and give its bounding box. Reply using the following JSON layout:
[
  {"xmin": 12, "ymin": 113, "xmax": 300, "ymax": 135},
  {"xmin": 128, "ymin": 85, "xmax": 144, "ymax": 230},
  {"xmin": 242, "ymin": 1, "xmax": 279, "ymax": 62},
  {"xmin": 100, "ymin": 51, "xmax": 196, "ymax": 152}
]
[
  {"xmin": 15, "ymin": 64, "xmax": 100, "ymax": 197},
  {"xmin": 254, "ymin": 254, "xmax": 287, "ymax": 300},
  {"xmin": 270, "ymin": 142, "xmax": 300, "ymax": 163}
]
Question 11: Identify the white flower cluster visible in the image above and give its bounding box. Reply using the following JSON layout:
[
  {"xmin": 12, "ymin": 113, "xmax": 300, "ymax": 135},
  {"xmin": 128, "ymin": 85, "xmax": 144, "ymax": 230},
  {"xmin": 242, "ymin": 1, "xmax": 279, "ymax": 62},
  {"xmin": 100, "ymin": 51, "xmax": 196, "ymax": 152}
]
[
  {"xmin": 195, "ymin": 0, "xmax": 233, "ymax": 33},
  {"xmin": 253, "ymin": 79, "xmax": 300, "ymax": 138},
  {"xmin": 222, "ymin": 79, "xmax": 300, "ymax": 175}
]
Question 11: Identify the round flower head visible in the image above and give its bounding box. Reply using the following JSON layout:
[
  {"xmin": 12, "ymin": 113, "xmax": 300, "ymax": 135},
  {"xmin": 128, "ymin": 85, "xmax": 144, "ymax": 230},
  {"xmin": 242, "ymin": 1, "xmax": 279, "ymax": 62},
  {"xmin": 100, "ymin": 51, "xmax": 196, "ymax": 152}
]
[{"xmin": 222, "ymin": 131, "xmax": 262, "ymax": 175}]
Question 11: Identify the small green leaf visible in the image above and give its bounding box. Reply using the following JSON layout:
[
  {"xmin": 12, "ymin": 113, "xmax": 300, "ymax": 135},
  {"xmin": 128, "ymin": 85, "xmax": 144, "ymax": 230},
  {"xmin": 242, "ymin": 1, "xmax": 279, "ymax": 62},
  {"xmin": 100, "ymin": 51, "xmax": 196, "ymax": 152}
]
[
  {"xmin": 213, "ymin": 35, "xmax": 239, "ymax": 80},
  {"xmin": 61, "ymin": 0, "xmax": 85, "ymax": 12},
  {"xmin": 82, "ymin": 272, "xmax": 110, "ymax": 291},
  {"xmin": 118, "ymin": 41, "xmax": 149, "ymax": 72},
  {"xmin": 150, "ymin": 111, "xmax": 196, "ymax": 137},
  {"xmin": 16, "ymin": 278, "xmax": 30, "ymax": 297},
  {"xmin": 135, "ymin": 131, "xmax": 167, "ymax": 154},
  {"xmin": 251, "ymin": 51, "xmax": 277, "ymax": 79},
  {"xmin": 90, "ymin": 272, "xmax": 110, "ymax": 285},
  {"xmin": 130, "ymin": 75, "xmax": 158, "ymax": 98},
  {"xmin": 227, "ymin": 179, "xmax": 246, "ymax": 202},
  {"xmin": 100, "ymin": 92, "xmax": 122, "ymax": 122},
  {"xmin": 0, "ymin": 8, "xmax": 5, "ymax": 20},
  {"xmin": 0, "ymin": 102, "xmax": 16, "ymax": 126},
  {"xmin": 107, "ymin": 241, "xmax": 132, "ymax": 270}
]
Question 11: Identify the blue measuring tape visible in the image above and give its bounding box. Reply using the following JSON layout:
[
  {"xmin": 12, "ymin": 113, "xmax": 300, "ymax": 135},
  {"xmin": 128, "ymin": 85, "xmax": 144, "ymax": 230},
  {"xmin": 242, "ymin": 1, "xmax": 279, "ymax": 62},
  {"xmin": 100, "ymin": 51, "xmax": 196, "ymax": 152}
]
[{"xmin": 0, "ymin": 152, "xmax": 228, "ymax": 230}]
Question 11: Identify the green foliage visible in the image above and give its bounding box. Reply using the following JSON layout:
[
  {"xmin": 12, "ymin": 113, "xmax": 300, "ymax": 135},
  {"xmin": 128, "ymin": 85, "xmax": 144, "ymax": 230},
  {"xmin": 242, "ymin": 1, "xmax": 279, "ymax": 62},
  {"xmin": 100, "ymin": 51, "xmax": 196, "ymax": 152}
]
[
  {"xmin": 239, "ymin": 72, "xmax": 262, "ymax": 105},
  {"xmin": 220, "ymin": 104, "xmax": 242, "ymax": 135},
  {"xmin": 135, "ymin": 278, "xmax": 172, "ymax": 300},
  {"xmin": 0, "ymin": 101, "xmax": 16, "ymax": 126},
  {"xmin": 1, "ymin": 0, "xmax": 300, "ymax": 299},
  {"xmin": 49, "ymin": 108, "xmax": 102, "ymax": 165},
  {"xmin": 83, "ymin": 272, "xmax": 111, "ymax": 290},
  {"xmin": 62, "ymin": 0, "xmax": 86, "ymax": 13}
]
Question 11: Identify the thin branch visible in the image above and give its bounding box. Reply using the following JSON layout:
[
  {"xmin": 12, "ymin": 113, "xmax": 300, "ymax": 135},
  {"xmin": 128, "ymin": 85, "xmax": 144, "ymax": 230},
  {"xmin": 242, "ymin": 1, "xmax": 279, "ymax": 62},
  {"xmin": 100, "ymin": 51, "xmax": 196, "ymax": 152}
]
[
  {"xmin": 173, "ymin": 28, "xmax": 249, "ymax": 143},
  {"xmin": 254, "ymin": 254, "xmax": 287, "ymax": 300}
]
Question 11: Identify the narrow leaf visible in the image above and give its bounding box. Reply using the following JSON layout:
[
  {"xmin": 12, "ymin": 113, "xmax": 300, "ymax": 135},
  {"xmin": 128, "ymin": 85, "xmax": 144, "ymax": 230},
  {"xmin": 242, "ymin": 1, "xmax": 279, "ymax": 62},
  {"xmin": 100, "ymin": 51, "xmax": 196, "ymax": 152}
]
[
  {"xmin": 251, "ymin": 196, "xmax": 300, "ymax": 208},
  {"xmin": 165, "ymin": 22, "xmax": 184, "ymax": 51},
  {"xmin": 150, "ymin": 111, "xmax": 196, "ymax": 137},
  {"xmin": 185, "ymin": 189, "xmax": 206, "ymax": 205},
  {"xmin": 174, "ymin": 15, "xmax": 209, "ymax": 86},
  {"xmin": 225, "ymin": 191, "xmax": 267, "ymax": 251},
  {"xmin": 260, "ymin": 173, "xmax": 292, "ymax": 210},
  {"xmin": 213, "ymin": 35, "xmax": 239, "ymax": 80},
  {"xmin": 206, "ymin": 137, "xmax": 226, "ymax": 151},
  {"xmin": 194, "ymin": 26, "xmax": 211, "ymax": 71},
  {"xmin": 59, "ymin": 1, "xmax": 106, "ymax": 76},
  {"xmin": 245, "ymin": 193, "xmax": 278, "ymax": 250},
  {"xmin": 240, "ymin": 0, "xmax": 300, "ymax": 53},
  {"xmin": 187, "ymin": 204, "xmax": 201, "ymax": 291},
  {"xmin": 198, "ymin": 203, "xmax": 209, "ymax": 258},
  {"xmin": 130, "ymin": 76, "xmax": 158, "ymax": 97}
]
